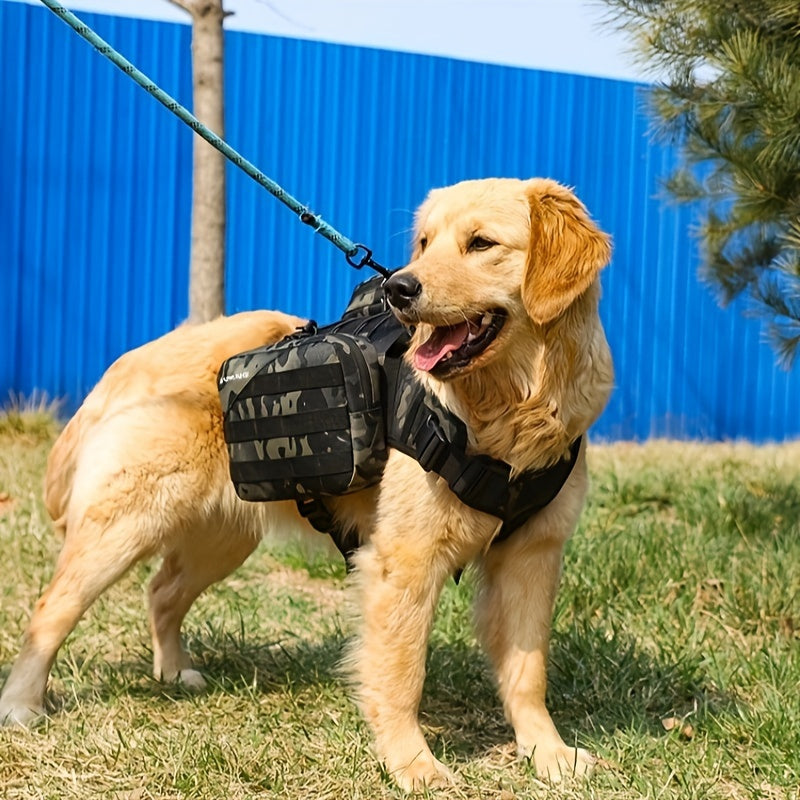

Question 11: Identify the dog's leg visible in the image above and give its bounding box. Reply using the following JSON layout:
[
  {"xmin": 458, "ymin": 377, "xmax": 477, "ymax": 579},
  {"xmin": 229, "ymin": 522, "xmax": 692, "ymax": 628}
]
[
  {"xmin": 148, "ymin": 529, "xmax": 259, "ymax": 688},
  {"xmin": 349, "ymin": 536, "xmax": 457, "ymax": 791},
  {"xmin": 0, "ymin": 518, "xmax": 156, "ymax": 727},
  {"xmin": 475, "ymin": 528, "xmax": 595, "ymax": 782}
]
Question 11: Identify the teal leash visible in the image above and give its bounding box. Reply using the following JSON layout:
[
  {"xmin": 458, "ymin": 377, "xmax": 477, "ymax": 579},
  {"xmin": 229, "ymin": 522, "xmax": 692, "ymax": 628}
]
[{"xmin": 37, "ymin": 0, "xmax": 391, "ymax": 278}]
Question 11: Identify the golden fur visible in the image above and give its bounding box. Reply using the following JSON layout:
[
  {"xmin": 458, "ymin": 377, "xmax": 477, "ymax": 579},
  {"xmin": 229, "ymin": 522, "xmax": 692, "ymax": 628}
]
[{"xmin": 0, "ymin": 178, "xmax": 613, "ymax": 790}]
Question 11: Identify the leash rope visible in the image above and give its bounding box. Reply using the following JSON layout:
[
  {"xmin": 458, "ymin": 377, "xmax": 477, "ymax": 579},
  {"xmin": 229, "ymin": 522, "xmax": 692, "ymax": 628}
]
[{"xmin": 37, "ymin": 0, "xmax": 392, "ymax": 279}]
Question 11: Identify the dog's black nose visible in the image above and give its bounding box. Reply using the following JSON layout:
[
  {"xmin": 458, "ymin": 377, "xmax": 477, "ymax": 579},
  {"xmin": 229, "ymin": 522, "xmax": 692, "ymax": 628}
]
[{"xmin": 384, "ymin": 272, "xmax": 422, "ymax": 310}]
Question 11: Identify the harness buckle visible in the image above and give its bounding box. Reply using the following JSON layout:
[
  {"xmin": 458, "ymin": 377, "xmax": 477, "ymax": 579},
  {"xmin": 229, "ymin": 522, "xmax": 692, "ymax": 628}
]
[
  {"xmin": 414, "ymin": 415, "xmax": 450, "ymax": 474},
  {"xmin": 285, "ymin": 320, "xmax": 318, "ymax": 341}
]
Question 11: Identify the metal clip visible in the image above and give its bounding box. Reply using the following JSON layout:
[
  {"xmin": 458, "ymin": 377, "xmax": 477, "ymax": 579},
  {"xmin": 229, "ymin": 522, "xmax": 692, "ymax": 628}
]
[{"xmin": 345, "ymin": 244, "xmax": 393, "ymax": 279}]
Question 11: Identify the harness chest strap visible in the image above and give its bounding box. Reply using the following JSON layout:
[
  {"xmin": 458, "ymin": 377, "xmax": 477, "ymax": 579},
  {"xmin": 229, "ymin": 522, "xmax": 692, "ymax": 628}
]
[
  {"xmin": 304, "ymin": 425, "xmax": 582, "ymax": 561},
  {"xmin": 405, "ymin": 414, "xmax": 582, "ymax": 543},
  {"xmin": 381, "ymin": 352, "xmax": 583, "ymax": 542}
]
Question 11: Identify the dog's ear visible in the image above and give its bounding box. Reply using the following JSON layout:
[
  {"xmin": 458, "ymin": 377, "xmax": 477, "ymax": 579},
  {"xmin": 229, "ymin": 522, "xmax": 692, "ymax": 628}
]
[{"xmin": 523, "ymin": 180, "xmax": 611, "ymax": 325}]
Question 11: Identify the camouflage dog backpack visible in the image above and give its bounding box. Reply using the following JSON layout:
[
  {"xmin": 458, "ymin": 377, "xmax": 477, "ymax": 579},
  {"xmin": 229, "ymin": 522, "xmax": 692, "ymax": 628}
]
[{"xmin": 217, "ymin": 277, "xmax": 408, "ymax": 503}]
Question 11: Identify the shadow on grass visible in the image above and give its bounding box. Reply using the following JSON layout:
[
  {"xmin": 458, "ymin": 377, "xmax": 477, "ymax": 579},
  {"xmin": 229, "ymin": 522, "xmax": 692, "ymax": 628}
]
[
  {"xmin": 547, "ymin": 621, "xmax": 724, "ymax": 733},
  {"xmin": 77, "ymin": 617, "xmax": 736, "ymax": 764},
  {"xmin": 419, "ymin": 622, "xmax": 735, "ymax": 761}
]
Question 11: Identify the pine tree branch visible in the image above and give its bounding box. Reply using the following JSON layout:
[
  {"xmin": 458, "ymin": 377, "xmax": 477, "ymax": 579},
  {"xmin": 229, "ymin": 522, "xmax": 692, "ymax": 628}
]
[{"xmin": 599, "ymin": 0, "xmax": 800, "ymax": 363}]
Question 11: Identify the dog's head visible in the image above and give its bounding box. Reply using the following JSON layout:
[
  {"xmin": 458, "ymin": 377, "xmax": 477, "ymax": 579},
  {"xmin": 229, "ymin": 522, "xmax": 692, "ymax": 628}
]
[{"xmin": 384, "ymin": 177, "xmax": 611, "ymax": 380}]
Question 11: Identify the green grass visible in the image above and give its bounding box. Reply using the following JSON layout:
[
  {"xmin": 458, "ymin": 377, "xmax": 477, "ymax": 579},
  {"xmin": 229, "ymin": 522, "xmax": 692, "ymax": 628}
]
[
  {"xmin": 0, "ymin": 392, "xmax": 63, "ymax": 441},
  {"xmin": 1, "ymin": 410, "xmax": 799, "ymax": 799}
]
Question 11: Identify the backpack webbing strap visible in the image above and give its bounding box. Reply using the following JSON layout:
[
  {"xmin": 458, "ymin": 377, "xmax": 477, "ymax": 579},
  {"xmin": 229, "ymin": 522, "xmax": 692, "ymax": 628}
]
[
  {"xmin": 407, "ymin": 410, "xmax": 582, "ymax": 541},
  {"xmin": 296, "ymin": 497, "xmax": 360, "ymax": 568},
  {"xmin": 382, "ymin": 352, "xmax": 582, "ymax": 541},
  {"xmin": 492, "ymin": 435, "xmax": 582, "ymax": 542},
  {"xmin": 411, "ymin": 413, "xmax": 512, "ymax": 515}
]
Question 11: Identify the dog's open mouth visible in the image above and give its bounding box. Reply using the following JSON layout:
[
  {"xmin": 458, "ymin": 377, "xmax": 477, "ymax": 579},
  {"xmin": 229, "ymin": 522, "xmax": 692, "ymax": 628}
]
[{"xmin": 413, "ymin": 310, "xmax": 506, "ymax": 376}]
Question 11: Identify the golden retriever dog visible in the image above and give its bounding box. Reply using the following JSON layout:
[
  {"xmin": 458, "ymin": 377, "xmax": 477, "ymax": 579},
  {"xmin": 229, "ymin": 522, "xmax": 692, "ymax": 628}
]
[{"xmin": 0, "ymin": 177, "xmax": 613, "ymax": 790}]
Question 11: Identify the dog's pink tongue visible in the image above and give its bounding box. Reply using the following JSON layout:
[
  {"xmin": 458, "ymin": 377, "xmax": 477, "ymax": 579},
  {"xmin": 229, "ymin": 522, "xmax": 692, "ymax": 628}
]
[{"xmin": 414, "ymin": 322, "xmax": 469, "ymax": 372}]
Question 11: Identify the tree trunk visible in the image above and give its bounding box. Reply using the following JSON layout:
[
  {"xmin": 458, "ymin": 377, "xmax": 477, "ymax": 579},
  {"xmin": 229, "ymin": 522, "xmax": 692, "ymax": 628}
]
[{"xmin": 169, "ymin": 0, "xmax": 227, "ymax": 323}]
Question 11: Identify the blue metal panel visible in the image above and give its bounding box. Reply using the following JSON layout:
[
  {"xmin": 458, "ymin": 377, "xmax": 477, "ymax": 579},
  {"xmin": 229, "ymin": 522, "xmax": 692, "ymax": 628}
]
[
  {"xmin": 1, "ymin": 2, "xmax": 193, "ymax": 406},
  {"xmin": 2, "ymin": 0, "xmax": 800, "ymax": 440}
]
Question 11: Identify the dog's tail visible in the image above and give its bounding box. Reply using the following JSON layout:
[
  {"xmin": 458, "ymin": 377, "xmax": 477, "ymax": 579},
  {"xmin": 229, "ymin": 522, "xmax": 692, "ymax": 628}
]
[
  {"xmin": 44, "ymin": 345, "xmax": 128, "ymax": 535},
  {"xmin": 44, "ymin": 412, "xmax": 81, "ymax": 537},
  {"xmin": 43, "ymin": 388, "xmax": 108, "ymax": 538}
]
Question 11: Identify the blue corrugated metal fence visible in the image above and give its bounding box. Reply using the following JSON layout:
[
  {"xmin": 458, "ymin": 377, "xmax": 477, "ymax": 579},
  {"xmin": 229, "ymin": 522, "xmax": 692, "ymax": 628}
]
[{"xmin": 2, "ymin": 0, "xmax": 798, "ymax": 440}]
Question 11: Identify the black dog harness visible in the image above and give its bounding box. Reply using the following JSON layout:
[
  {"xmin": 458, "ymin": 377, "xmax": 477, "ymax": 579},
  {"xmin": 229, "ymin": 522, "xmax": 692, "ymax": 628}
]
[{"xmin": 219, "ymin": 277, "xmax": 581, "ymax": 562}]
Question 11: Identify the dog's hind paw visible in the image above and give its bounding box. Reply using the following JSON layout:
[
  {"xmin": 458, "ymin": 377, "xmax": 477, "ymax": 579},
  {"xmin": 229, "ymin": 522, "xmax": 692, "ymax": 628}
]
[
  {"xmin": 0, "ymin": 700, "xmax": 45, "ymax": 728},
  {"xmin": 521, "ymin": 743, "xmax": 596, "ymax": 783}
]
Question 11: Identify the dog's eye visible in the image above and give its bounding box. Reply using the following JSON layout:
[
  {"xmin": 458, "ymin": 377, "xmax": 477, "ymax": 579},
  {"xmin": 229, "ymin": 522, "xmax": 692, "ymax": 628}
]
[
  {"xmin": 418, "ymin": 236, "xmax": 428, "ymax": 253},
  {"xmin": 468, "ymin": 236, "xmax": 496, "ymax": 252}
]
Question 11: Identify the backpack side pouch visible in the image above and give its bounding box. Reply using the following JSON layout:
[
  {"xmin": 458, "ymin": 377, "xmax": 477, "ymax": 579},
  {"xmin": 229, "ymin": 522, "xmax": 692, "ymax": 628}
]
[{"xmin": 218, "ymin": 331, "xmax": 387, "ymax": 502}]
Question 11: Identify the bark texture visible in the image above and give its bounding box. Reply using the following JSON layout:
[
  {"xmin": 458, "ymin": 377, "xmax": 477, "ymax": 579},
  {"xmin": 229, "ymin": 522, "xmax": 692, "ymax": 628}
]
[{"xmin": 170, "ymin": 0, "xmax": 228, "ymax": 322}]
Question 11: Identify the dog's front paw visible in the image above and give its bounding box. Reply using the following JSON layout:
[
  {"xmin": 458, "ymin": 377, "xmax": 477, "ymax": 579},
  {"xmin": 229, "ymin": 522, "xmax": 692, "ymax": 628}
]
[
  {"xmin": 521, "ymin": 742, "xmax": 596, "ymax": 783},
  {"xmin": 388, "ymin": 753, "xmax": 456, "ymax": 792},
  {"xmin": 0, "ymin": 699, "xmax": 45, "ymax": 728},
  {"xmin": 157, "ymin": 667, "xmax": 208, "ymax": 691}
]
